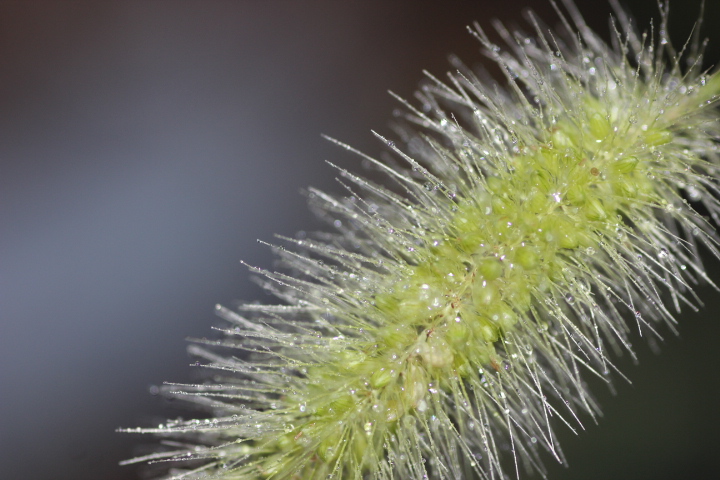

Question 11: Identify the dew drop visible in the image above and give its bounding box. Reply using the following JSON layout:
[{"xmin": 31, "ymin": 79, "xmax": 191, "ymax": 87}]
[{"xmin": 686, "ymin": 186, "xmax": 702, "ymax": 201}]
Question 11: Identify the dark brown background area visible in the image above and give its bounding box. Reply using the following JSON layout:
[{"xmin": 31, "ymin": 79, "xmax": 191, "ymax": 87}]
[{"xmin": 1, "ymin": 1, "xmax": 719, "ymax": 479}]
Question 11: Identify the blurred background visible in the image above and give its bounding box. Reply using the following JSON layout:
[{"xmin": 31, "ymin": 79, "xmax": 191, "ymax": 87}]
[{"xmin": 1, "ymin": 1, "xmax": 719, "ymax": 479}]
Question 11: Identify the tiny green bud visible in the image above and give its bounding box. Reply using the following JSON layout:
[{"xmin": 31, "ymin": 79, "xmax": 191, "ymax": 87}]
[
  {"xmin": 612, "ymin": 156, "xmax": 639, "ymax": 174},
  {"xmin": 370, "ymin": 368, "xmax": 394, "ymax": 389},
  {"xmin": 477, "ymin": 257, "xmax": 503, "ymax": 280},
  {"xmin": 473, "ymin": 280, "xmax": 499, "ymax": 307},
  {"xmin": 515, "ymin": 246, "xmax": 539, "ymax": 269}
]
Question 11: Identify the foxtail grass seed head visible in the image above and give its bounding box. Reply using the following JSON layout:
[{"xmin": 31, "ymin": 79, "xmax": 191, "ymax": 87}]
[{"xmin": 122, "ymin": 1, "xmax": 720, "ymax": 479}]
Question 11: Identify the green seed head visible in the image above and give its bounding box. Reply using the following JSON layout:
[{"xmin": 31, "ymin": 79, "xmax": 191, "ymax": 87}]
[{"xmin": 122, "ymin": 2, "xmax": 720, "ymax": 479}]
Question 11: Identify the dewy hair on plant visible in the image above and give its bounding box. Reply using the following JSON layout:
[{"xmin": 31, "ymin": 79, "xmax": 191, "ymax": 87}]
[{"xmin": 122, "ymin": 1, "xmax": 720, "ymax": 479}]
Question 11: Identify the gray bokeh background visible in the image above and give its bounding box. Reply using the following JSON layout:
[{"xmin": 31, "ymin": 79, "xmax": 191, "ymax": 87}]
[{"xmin": 1, "ymin": 1, "xmax": 718, "ymax": 479}]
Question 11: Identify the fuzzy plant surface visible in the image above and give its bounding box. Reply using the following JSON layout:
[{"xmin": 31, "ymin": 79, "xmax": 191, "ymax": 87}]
[{"xmin": 122, "ymin": 1, "xmax": 720, "ymax": 479}]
